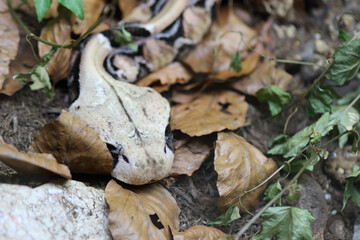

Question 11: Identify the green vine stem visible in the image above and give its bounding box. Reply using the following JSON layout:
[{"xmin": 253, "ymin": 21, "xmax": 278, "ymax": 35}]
[
  {"xmin": 7, "ymin": 0, "xmax": 114, "ymax": 49},
  {"xmin": 234, "ymin": 128, "xmax": 355, "ymax": 239}
]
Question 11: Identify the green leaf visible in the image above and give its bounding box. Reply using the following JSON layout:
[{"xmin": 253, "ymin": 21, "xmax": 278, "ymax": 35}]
[
  {"xmin": 327, "ymin": 39, "xmax": 360, "ymax": 85},
  {"xmin": 56, "ymin": 0, "xmax": 84, "ymax": 20},
  {"xmin": 337, "ymin": 85, "xmax": 360, "ymax": 111},
  {"xmin": 286, "ymin": 183, "xmax": 300, "ymax": 204},
  {"xmin": 229, "ymin": 52, "xmax": 242, "ymax": 72},
  {"xmin": 114, "ymin": 25, "xmax": 138, "ymax": 52},
  {"xmin": 34, "ymin": 0, "xmax": 52, "ymax": 22},
  {"xmin": 268, "ymin": 113, "xmax": 335, "ymax": 158},
  {"xmin": 268, "ymin": 134, "xmax": 290, "ymax": 155},
  {"xmin": 342, "ymin": 164, "xmax": 360, "ymax": 210},
  {"xmin": 306, "ymin": 85, "xmax": 338, "ymax": 118},
  {"xmin": 330, "ymin": 105, "xmax": 360, "ymax": 148},
  {"xmin": 208, "ymin": 205, "xmax": 241, "ymax": 225},
  {"xmin": 256, "ymin": 85, "xmax": 291, "ymax": 117},
  {"xmin": 338, "ymin": 29, "xmax": 352, "ymax": 44},
  {"xmin": 252, "ymin": 206, "xmax": 314, "ymax": 240},
  {"xmin": 264, "ymin": 179, "xmax": 282, "ymax": 206}
]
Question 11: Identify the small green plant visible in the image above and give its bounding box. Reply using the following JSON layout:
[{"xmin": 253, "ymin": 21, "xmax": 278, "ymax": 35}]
[
  {"xmin": 208, "ymin": 205, "xmax": 241, "ymax": 225},
  {"xmin": 114, "ymin": 25, "xmax": 138, "ymax": 52},
  {"xmin": 34, "ymin": 0, "xmax": 84, "ymax": 22}
]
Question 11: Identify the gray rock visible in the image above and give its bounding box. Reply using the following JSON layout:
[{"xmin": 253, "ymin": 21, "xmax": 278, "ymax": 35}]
[
  {"xmin": 0, "ymin": 180, "xmax": 111, "ymax": 240},
  {"xmin": 354, "ymin": 215, "xmax": 360, "ymax": 240}
]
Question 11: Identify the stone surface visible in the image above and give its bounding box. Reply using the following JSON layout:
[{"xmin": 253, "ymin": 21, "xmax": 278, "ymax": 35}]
[
  {"xmin": 354, "ymin": 215, "xmax": 360, "ymax": 240},
  {"xmin": 0, "ymin": 180, "xmax": 111, "ymax": 240}
]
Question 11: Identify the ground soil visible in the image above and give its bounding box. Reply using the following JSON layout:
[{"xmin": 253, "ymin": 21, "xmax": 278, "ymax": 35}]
[{"xmin": 1, "ymin": 0, "xmax": 360, "ymax": 239}]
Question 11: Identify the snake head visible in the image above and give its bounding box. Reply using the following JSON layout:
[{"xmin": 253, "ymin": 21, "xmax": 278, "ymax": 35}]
[{"xmin": 69, "ymin": 34, "xmax": 174, "ymax": 185}]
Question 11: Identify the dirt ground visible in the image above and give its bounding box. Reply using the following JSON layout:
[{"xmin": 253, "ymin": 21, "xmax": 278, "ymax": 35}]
[{"xmin": 1, "ymin": 0, "xmax": 360, "ymax": 239}]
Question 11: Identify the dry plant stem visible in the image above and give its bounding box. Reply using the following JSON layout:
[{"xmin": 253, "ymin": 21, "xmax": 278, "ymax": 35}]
[
  {"xmin": 7, "ymin": 0, "xmax": 110, "ymax": 49},
  {"xmin": 235, "ymin": 130, "xmax": 352, "ymax": 239}
]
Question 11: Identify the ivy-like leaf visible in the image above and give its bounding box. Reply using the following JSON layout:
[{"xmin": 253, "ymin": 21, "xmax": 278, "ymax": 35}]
[
  {"xmin": 251, "ymin": 207, "xmax": 315, "ymax": 240},
  {"xmin": 208, "ymin": 205, "xmax": 241, "ymax": 225},
  {"xmin": 268, "ymin": 113, "xmax": 335, "ymax": 158},
  {"xmin": 330, "ymin": 105, "xmax": 360, "ymax": 148},
  {"xmin": 327, "ymin": 39, "xmax": 360, "ymax": 85},
  {"xmin": 342, "ymin": 164, "xmax": 360, "ymax": 210},
  {"xmin": 229, "ymin": 51, "xmax": 242, "ymax": 72},
  {"xmin": 338, "ymin": 29, "xmax": 352, "ymax": 44},
  {"xmin": 337, "ymin": 85, "xmax": 360, "ymax": 111},
  {"xmin": 306, "ymin": 85, "xmax": 338, "ymax": 118},
  {"xmin": 256, "ymin": 85, "xmax": 291, "ymax": 117},
  {"xmin": 264, "ymin": 179, "xmax": 282, "ymax": 206},
  {"xmin": 34, "ymin": 0, "xmax": 52, "ymax": 22},
  {"xmin": 57, "ymin": 0, "xmax": 84, "ymax": 20}
]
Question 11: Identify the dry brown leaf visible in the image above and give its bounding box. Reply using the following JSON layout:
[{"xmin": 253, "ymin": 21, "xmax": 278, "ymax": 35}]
[
  {"xmin": 174, "ymin": 225, "xmax": 228, "ymax": 240},
  {"xmin": 71, "ymin": 0, "xmax": 105, "ymax": 35},
  {"xmin": 136, "ymin": 62, "xmax": 192, "ymax": 92},
  {"xmin": 171, "ymin": 135, "xmax": 214, "ymax": 176},
  {"xmin": 171, "ymin": 90, "xmax": 248, "ymax": 136},
  {"xmin": 182, "ymin": 6, "xmax": 257, "ymax": 79},
  {"xmin": 105, "ymin": 179, "xmax": 179, "ymax": 240},
  {"xmin": 118, "ymin": 0, "xmax": 139, "ymax": 18},
  {"xmin": 0, "ymin": 27, "xmax": 38, "ymax": 96},
  {"xmin": 38, "ymin": 16, "xmax": 72, "ymax": 83},
  {"xmin": 215, "ymin": 132, "xmax": 278, "ymax": 213},
  {"xmin": 0, "ymin": 0, "xmax": 20, "ymax": 89},
  {"xmin": 228, "ymin": 60, "xmax": 292, "ymax": 96},
  {"xmin": 0, "ymin": 143, "xmax": 71, "ymax": 179},
  {"xmin": 29, "ymin": 111, "xmax": 112, "ymax": 175}
]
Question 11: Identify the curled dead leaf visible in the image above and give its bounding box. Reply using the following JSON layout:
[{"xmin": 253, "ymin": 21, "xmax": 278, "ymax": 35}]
[
  {"xmin": 38, "ymin": 16, "xmax": 72, "ymax": 83},
  {"xmin": 171, "ymin": 135, "xmax": 215, "ymax": 176},
  {"xmin": 0, "ymin": 1, "xmax": 20, "ymax": 90},
  {"xmin": 171, "ymin": 90, "xmax": 248, "ymax": 136},
  {"xmin": 136, "ymin": 62, "xmax": 192, "ymax": 92},
  {"xmin": 228, "ymin": 60, "xmax": 292, "ymax": 96},
  {"xmin": 71, "ymin": 0, "xmax": 105, "ymax": 35},
  {"xmin": 105, "ymin": 179, "xmax": 180, "ymax": 240},
  {"xmin": 182, "ymin": 6, "xmax": 258, "ymax": 79},
  {"xmin": 174, "ymin": 225, "xmax": 228, "ymax": 240},
  {"xmin": 0, "ymin": 143, "xmax": 71, "ymax": 179},
  {"xmin": 29, "ymin": 111, "xmax": 113, "ymax": 175},
  {"xmin": 215, "ymin": 132, "xmax": 278, "ymax": 213}
]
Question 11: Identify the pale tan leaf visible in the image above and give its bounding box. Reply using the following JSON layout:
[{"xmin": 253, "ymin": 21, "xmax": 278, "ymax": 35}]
[
  {"xmin": 171, "ymin": 136, "xmax": 214, "ymax": 176},
  {"xmin": 136, "ymin": 62, "xmax": 192, "ymax": 92},
  {"xmin": 181, "ymin": 6, "xmax": 258, "ymax": 79},
  {"xmin": 174, "ymin": 225, "xmax": 228, "ymax": 240},
  {"xmin": 171, "ymin": 90, "xmax": 248, "ymax": 136},
  {"xmin": 38, "ymin": 16, "xmax": 72, "ymax": 83},
  {"xmin": 215, "ymin": 132, "xmax": 278, "ymax": 213},
  {"xmin": 105, "ymin": 179, "xmax": 180, "ymax": 240},
  {"xmin": 0, "ymin": 143, "xmax": 71, "ymax": 179},
  {"xmin": 0, "ymin": 135, "xmax": 4, "ymax": 144},
  {"xmin": 228, "ymin": 60, "xmax": 292, "ymax": 96},
  {"xmin": 71, "ymin": 0, "xmax": 105, "ymax": 35},
  {"xmin": 0, "ymin": 0, "xmax": 19, "ymax": 89},
  {"xmin": 118, "ymin": 0, "xmax": 140, "ymax": 18},
  {"xmin": 29, "ymin": 111, "xmax": 113, "ymax": 175}
]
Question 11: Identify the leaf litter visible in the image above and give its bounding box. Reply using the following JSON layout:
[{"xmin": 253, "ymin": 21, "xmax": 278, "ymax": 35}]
[{"xmin": 1, "ymin": 0, "xmax": 359, "ymax": 239}]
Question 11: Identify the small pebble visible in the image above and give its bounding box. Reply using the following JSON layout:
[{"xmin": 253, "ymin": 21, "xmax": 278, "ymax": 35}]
[
  {"xmin": 325, "ymin": 193, "xmax": 331, "ymax": 201},
  {"xmin": 331, "ymin": 209, "xmax": 337, "ymax": 215}
]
